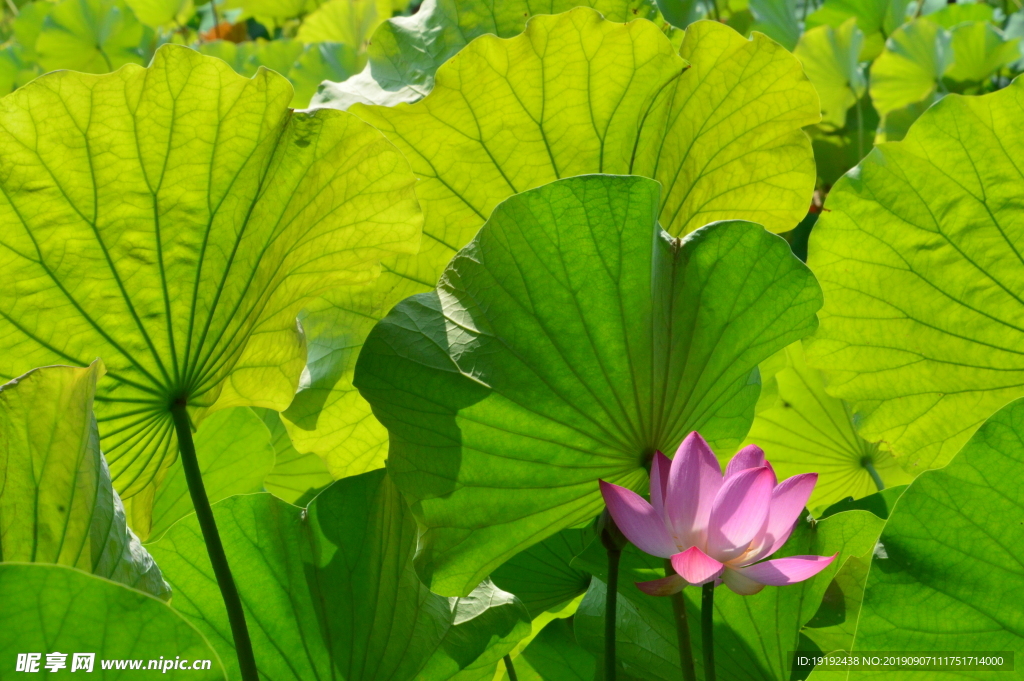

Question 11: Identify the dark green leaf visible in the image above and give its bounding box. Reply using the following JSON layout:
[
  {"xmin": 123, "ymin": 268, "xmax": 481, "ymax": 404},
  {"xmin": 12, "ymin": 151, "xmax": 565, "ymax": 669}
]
[
  {"xmin": 149, "ymin": 470, "xmax": 531, "ymax": 680},
  {"xmin": 355, "ymin": 174, "xmax": 822, "ymax": 596}
]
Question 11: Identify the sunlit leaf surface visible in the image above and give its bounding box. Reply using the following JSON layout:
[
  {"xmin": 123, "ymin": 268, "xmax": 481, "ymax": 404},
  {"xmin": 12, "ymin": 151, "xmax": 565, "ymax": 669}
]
[{"xmin": 0, "ymin": 44, "xmax": 421, "ymax": 499}]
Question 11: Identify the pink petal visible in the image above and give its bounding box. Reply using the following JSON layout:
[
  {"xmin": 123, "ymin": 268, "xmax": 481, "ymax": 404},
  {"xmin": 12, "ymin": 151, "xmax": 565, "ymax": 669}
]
[
  {"xmin": 732, "ymin": 554, "xmax": 837, "ymax": 588},
  {"xmin": 725, "ymin": 444, "xmax": 765, "ymax": 478},
  {"xmin": 670, "ymin": 546, "xmax": 725, "ymax": 585},
  {"xmin": 742, "ymin": 473, "xmax": 818, "ymax": 564},
  {"xmin": 636, "ymin": 573, "xmax": 687, "ymax": 596},
  {"xmin": 722, "ymin": 567, "xmax": 766, "ymax": 595},
  {"xmin": 665, "ymin": 432, "xmax": 723, "ymax": 547},
  {"xmin": 649, "ymin": 450, "xmax": 672, "ymax": 517},
  {"xmin": 705, "ymin": 467, "xmax": 775, "ymax": 563},
  {"xmin": 600, "ymin": 480, "xmax": 678, "ymax": 558}
]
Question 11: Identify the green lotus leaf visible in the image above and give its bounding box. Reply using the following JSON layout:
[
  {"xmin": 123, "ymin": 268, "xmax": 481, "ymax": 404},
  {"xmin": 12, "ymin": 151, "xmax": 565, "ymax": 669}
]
[
  {"xmin": 487, "ymin": 595, "xmax": 589, "ymax": 681},
  {"xmin": 311, "ymin": 0, "xmax": 671, "ymax": 109},
  {"xmin": 872, "ymin": 92, "xmax": 939, "ymax": 143},
  {"xmin": 295, "ymin": 0, "xmax": 392, "ymax": 47},
  {"xmin": 0, "ymin": 45, "xmax": 421, "ymax": 500},
  {"xmin": 354, "ymin": 11, "xmax": 815, "ymax": 239},
  {"xmin": 125, "ymin": 0, "xmax": 194, "ymax": 28},
  {"xmin": 798, "ymin": 486, "xmax": 906, "ymax": 660},
  {"xmin": 868, "ymin": 18, "xmax": 1017, "ymax": 132},
  {"xmin": 195, "ymin": 38, "xmax": 304, "ymax": 78},
  {"xmin": 0, "ymin": 563, "xmax": 226, "ymax": 680},
  {"xmin": 924, "ymin": 2, "xmax": 993, "ymax": 29},
  {"xmin": 281, "ymin": 289, "xmax": 393, "ymax": 478},
  {"xmin": 197, "ymin": 39, "xmax": 360, "ymax": 110},
  {"xmin": 738, "ymin": 341, "xmax": 913, "ymax": 513},
  {"xmin": 127, "ymin": 407, "xmax": 275, "ymax": 542},
  {"xmin": 1, "ymin": 4, "xmax": 49, "ymax": 91},
  {"xmin": 0, "ymin": 45, "xmax": 40, "ymax": 96},
  {"xmin": 491, "ymin": 526, "xmax": 595, "ymax": 619},
  {"xmin": 1007, "ymin": 12, "xmax": 1024, "ymax": 71},
  {"xmin": 0, "ymin": 363, "xmax": 168, "ymax": 599},
  {"xmin": 288, "ymin": 42, "xmax": 361, "ymax": 109},
  {"xmin": 801, "ymin": 550, "xmax": 871, "ymax": 659},
  {"xmin": 252, "ymin": 407, "xmax": 333, "ymax": 505},
  {"xmin": 749, "ymin": 0, "xmax": 800, "ymax": 50},
  {"xmin": 868, "ymin": 18, "xmax": 951, "ymax": 120},
  {"xmin": 354, "ymin": 174, "xmax": 821, "ymax": 596},
  {"xmin": 946, "ymin": 20, "xmax": 1020, "ymax": 85},
  {"xmin": 806, "ymin": 0, "xmax": 909, "ymax": 60},
  {"xmin": 571, "ymin": 532, "xmax": 667, "ymax": 588},
  {"xmin": 231, "ymin": 38, "xmax": 305, "ymax": 77},
  {"xmin": 238, "ymin": 0, "xmax": 319, "ymax": 22},
  {"xmin": 422, "ymin": 580, "xmax": 534, "ymax": 681},
  {"xmin": 795, "ymin": 18, "xmax": 866, "ymax": 130},
  {"xmin": 818, "ymin": 485, "xmax": 908, "ymax": 520},
  {"xmin": 654, "ymin": 0, "xmax": 704, "ymax": 29},
  {"xmin": 573, "ymin": 509, "xmax": 884, "ymax": 680},
  {"xmin": 12, "ymin": 1, "xmax": 52, "ymax": 61},
  {"xmin": 193, "ymin": 40, "xmax": 252, "ymax": 73},
  {"xmin": 37, "ymin": 0, "xmax": 152, "ymax": 74},
  {"xmin": 287, "ymin": 10, "xmax": 820, "ymax": 475},
  {"xmin": 576, "ymin": 577, "xmax": 693, "ymax": 681},
  {"xmin": 148, "ymin": 470, "xmax": 531, "ymax": 681},
  {"xmin": 844, "ymin": 396, "xmax": 1024, "ymax": 676},
  {"xmin": 806, "ymin": 79, "xmax": 1024, "ymax": 471},
  {"xmin": 470, "ymin": 528, "xmax": 595, "ymax": 681},
  {"xmin": 807, "ymin": 91, "xmax": 879, "ymax": 185},
  {"xmin": 499, "ymin": 618, "xmax": 596, "ymax": 681}
]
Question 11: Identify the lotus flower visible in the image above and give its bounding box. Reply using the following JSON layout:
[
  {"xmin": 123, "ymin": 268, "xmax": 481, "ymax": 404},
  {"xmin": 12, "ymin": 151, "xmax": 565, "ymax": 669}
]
[{"xmin": 599, "ymin": 432, "xmax": 836, "ymax": 596}]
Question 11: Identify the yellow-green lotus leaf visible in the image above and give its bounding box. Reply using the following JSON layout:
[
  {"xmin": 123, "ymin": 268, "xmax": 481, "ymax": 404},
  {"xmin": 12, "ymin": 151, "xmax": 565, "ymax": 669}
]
[{"xmin": 0, "ymin": 45, "xmax": 421, "ymax": 499}]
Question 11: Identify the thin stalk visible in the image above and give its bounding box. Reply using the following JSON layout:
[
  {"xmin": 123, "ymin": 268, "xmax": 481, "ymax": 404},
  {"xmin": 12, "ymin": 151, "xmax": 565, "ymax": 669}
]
[
  {"xmin": 854, "ymin": 90, "xmax": 865, "ymax": 161},
  {"xmin": 170, "ymin": 401, "xmax": 258, "ymax": 681},
  {"xmin": 666, "ymin": 560, "xmax": 697, "ymax": 681},
  {"xmin": 863, "ymin": 457, "xmax": 885, "ymax": 492},
  {"xmin": 701, "ymin": 583, "xmax": 716, "ymax": 681},
  {"xmin": 605, "ymin": 544, "xmax": 621, "ymax": 681},
  {"xmin": 503, "ymin": 655, "xmax": 520, "ymax": 679}
]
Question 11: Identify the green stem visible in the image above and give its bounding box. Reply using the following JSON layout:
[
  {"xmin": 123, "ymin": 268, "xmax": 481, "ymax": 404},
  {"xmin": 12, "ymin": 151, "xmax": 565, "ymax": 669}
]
[
  {"xmin": 170, "ymin": 402, "xmax": 259, "ymax": 681},
  {"xmin": 605, "ymin": 542, "xmax": 621, "ymax": 681},
  {"xmin": 854, "ymin": 90, "xmax": 865, "ymax": 162},
  {"xmin": 863, "ymin": 457, "xmax": 886, "ymax": 492},
  {"xmin": 666, "ymin": 561, "xmax": 697, "ymax": 681},
  {"xmin": 503, "ymin": 654, "xmax": 519, "ymax": 681},
  {"xmin": 701, "ymin": 583, "xmax": 716, "ymax": 681}
]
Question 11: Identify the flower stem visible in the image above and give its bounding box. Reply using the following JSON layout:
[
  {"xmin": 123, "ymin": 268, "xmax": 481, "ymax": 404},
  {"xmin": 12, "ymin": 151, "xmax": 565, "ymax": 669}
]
[
  {"xmin": 170, "ymin": 402, "xmax": 258, "ymax": 681},
  {"xmin": 666, "ymin": 560, "xmax": 697, "ymax": 681},
  {"xmin": 701, "ymin": 583, "xmax": 716, "ymax": 681},
  {"xmin": 604, "ymin": 543, "xmax": 621, "ymax": 681},
  {"xmin": 503, "ymin": 654, "xmax": 519, "ymax": 681},
  {"xmin": 854, "ymin": 91, "xmax": 865, "ymax": 161},
  {"xmin": 863, "ymin": 457, "xmax": 886, "ymax": 492}
]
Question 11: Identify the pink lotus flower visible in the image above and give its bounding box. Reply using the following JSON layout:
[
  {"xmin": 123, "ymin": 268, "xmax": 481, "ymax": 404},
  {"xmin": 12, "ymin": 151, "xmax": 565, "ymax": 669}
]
[{"xmin": 599, "ymin": 432, "xmax": 836, "ymax": 596}]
